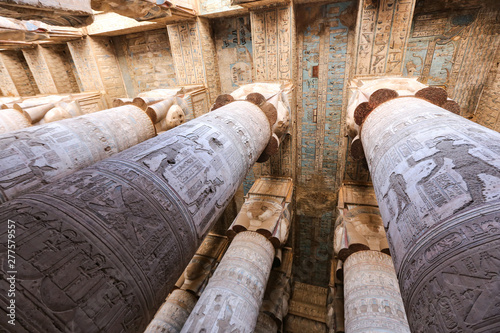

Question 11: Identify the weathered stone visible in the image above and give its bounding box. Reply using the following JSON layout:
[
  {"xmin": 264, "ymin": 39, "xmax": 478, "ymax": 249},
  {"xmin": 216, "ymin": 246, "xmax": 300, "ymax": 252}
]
[
  {"xmin": 228, "ymin": 177, "xmax": 293, "ymax": 245},
  {"xmin": 0, "ymin": 105, "xmax": 154, "ymax": 203},
  {"xmin": 182, "ymin": 232, "xmax": 275, "ymax": 333},
  {"xmin": 368, "ymin": 89, "xmax": 399, "ymax": 109},
  {"xmin": 144, "ymin": 289, "xmax": 197, "ymax": 333},
  {"xmin": 361, "ymin": 96, "xmax": 500, "ymax": 332},
  {"xmin": 415, "ymin": 86, "xmax": 448, "ymax": 106},
  {"xmin": 146, "ymin": 98, "xmax": 176, "ymax": 124},
  {"xmin": 0, "ymin": 101, "xmax": 271, "ymax": 332},
  {"xmin": 0, "ymin": 108, "xmax": 30, "ymax": 134},
  {"xmin": 344, "ymin": 251, "xmax": 410, "ymax": 333}
]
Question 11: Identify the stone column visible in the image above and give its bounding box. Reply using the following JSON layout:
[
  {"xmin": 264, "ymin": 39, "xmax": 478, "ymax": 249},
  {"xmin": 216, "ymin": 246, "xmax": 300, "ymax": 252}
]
[
  {"xmin": 144, "ymin": 289, "xmax": 197, "ymax": 333},
  {"xmin": 0, "ymin": 101, "xmax": 272, "ymax": 332},
  {"xmin": 145, "ymin": 233, "xmax": 228, "ymax": 333},
  {"xmin": 343, "ymin": 251, "xmax": 410, "ymax": 333},
  {"xmin": 359, "ymin": 95, "xmax": 500, "ymax": 332},
  {"xmin": 182, "ymin": 176, "xmax": 293, "ymax": 333},
  {"xmin": 0, "ymin": 105, "xmax": 155, "ymax": 203},
  {"xmin": 255, "ymin": 247, "xmax": 293, "ymax": 333},
  {"xmin": 334, "ymin": 183, "xmax": 410, "ymax": 333},
  {"xmin": 181, "ymin": 231, "xmax": 275, "ymax": 333},
  {"xmin": 0, "ymin": 109, "xmax": 31, "ymax": 134}
]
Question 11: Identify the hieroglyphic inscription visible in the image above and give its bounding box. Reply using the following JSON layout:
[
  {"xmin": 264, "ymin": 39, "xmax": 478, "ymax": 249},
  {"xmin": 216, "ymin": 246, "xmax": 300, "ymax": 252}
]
[
  {"xmin": 452, "ymin": 8, "xmax": 499, "ymax": 117},
  {"xmin": 181, "ymin": 232, "xmax": 275, "ymax": 332},
  {"xmin": 297, "ymin": 2, "xmax": 351, "ymax": 190},
  {"xmin": 114, "ymin": 30, "xmax": 176, "ymax": 95},
  {"xmin": 167, "ymin": 20, "xmax": 221, "ymax": 104},
  {"xmin": 343, "ymin": 251, "xmax": 410, "ymax": 333},
  {"xmin": 0, "ymin": 105, "xmax": 154, "ymax": 203},
  {"xmin": 198, "ymin": 17, "xmax": 222, "ymax": 104},
  {"xmin": 40, "ymin": 45, "xmax": 80, "ymax": 94},
  {"xmin": 361, "ymin": 97, "xmax": 500, "ymax": 332},
  {"xmin": 21, "ymin": 46, "xmax": 58, "ymax": 94},
  {"xmin": 0, "ymin": 50, "xmax": 39, "ymax": 96},
  {"xmin": 67, "ymin": 38, "xmax": 105, "ymax": 93},
  {"xmin": 474, "ymin": 47, "xmax": 500, "ymax": 131},
  {"xmin": 250, "ymin": 5, "xmax": 293, "ymax": 81},
  {"xmin": 0, "ymin": 101, "xmax": 270, "ymax": 332},
  {"xmin": 89, "ymin": 37, "xmax": 128, "ymax": 103},
  {"xmin": 355, "ymin": 0, "xmax": 415, "ymax": 75},
  {"xmin": 0, "ymin": 55, "xmax": 19, "ymax": 96},
  {"xmin": 213, "ymin": 15, "xmax": 253, "ymax": 94}
]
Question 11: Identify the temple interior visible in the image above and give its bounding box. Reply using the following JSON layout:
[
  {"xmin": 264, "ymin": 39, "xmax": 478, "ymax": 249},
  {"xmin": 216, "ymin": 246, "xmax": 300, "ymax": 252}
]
[{"xmin": 0, "ymin": 0, "xmax": 499, "ymax": 332}]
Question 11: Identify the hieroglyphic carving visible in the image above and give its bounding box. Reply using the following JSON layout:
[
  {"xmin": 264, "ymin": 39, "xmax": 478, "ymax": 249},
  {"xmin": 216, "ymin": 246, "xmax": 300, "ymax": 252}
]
[
  {"xmin": 0, "ymin": 101, "xmax": 271, "ymax": 332},
  {"xmin": 250, "ymin": 5, "xmax": 293, "ymax": 81},
  {"xmin": 355, "ymin": 0, "xmax": 416, "ymax": 76},
  {"xmin": 144, "ymin": 289, "xmax": 197, "ymax": 333},
  {"xmin": 0, "ymin": 50, "xmax": 39, "ymax": 96},
  {"xmin": 296, "ymin": 2, "xmax": 352, "ymax": 190},
  {"xmin": 284, "ymin": 315, "xmax": 327, "ymax": 333},
  {"xmin": 474, "ymin": 46, "xmax": 500, "ymax": 131},
  {"xmin": 0, "ymin": 54, "xmax": 18, "ymax": 96},
  {"xmin": 116, "ymin": 29, "xmax": 177, "ymax": 96},
  {"xmin": 288, "ymin": 282, "xmax": 328, "ymax": 323},
  {"xmin": 40, "ymin": 45, "xmax": 80, "ymax": 94},
  {"xmin": 167, "ymin": 19, "xmax": 221, "ymax": 104},
  {"xmin": 343, "ymin": 251, "xmax": 410, "ymax": 333},
  {"xmin": 361, "ymin": 97, "xmax": 500, "ymax": 332},
  {"xmin": 181, "ymin": 232, "xmax": 275, "ymax": 333},
  {"xmin": 145, "ymin": 234, "xmax": 228, "ymax": 332},
  {"xmin": 0, "ymin": 105, "xmax": 154, "ymax": 203},
  {"xmin": 67, "ymin": 38, "xmax": 105, "ymax": 93},
  {"xmin": 88, "ymin": 37, "xmax": 128, "ymax": 103},
  {"xmin": 21, "ymin": 46, "xmax": 58, "ymax": 94},
  {"xmin": 452, "ymin": 8, "xmax": 499, "ymax": 117},
  {"xmin": 198, "ymin": 17, "xmax": 222, "ymax": 104},
  {"xmin": 0, "ymin": 109, "xmax": 30, "ymax": 134},
  {"xmin": 213, "ymin": 15, "xmax": 253, "ymax": 94}
]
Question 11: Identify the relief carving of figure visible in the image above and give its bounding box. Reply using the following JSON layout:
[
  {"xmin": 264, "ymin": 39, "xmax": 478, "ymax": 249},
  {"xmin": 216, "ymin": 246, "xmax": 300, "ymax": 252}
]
[{"xmin": 408, "ymin": 138, "xmax": 500, "ymax": 211}]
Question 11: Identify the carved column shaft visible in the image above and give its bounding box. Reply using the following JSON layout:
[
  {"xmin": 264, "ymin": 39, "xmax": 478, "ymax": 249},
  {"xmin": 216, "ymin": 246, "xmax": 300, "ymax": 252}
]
[
  {"xmin": 343, "ymin": 251, "xmax": 410, "ymax": 333},
  {"xmin": 0, "ymin": 105, "xmax": 155, "ymax": 203},
  {"xmin": 144, "ymin": 289, "xmax": 197, "ymax": 333},
  {"xmin": 181, "ymin": 231, "xmax": 275, "ymax": 333},
  {"xmin": 361, "ymin": 97, "xmax": 500, "ymax": 332},
  {"xmin": 0, "ymin": 101, "xmax": 271, "ymax": 332},
  {"xmin": 0, "ymin": 109, "xmax": 30, "ymax": 134}
]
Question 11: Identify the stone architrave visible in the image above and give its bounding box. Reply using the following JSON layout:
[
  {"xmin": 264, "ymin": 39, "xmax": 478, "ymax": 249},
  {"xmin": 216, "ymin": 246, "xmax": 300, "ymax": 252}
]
[
  {"xmin": 360, "ymin": 97, "xmax": 500, "ymax": 332},
  {"xmin": 0, "ymin": 0, "xmax": 93, "ymax": 27},
  {"xmin": 181, "ymin": 232, "xmax": 275, "ymax": 333},
  {"xmin": 0, "ymin": 105, "xmax": 155, "ymax": 203},
  {"xmin": 343, "ymin": 251, "xmax": 410, "ymax": 333},
  {"xmin": 0, "ymin": 101, "xmax": 271, "ymax": 332}
]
